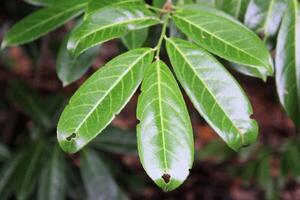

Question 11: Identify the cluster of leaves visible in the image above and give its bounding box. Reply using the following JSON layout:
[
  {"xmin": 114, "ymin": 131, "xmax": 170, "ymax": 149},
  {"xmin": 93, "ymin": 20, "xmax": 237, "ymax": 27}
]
[
  {"xmin": 0, "ymin": 82, "xmax": 136, "ymax": 200},
  {"xmin": 199, "ymin": 137, "xmax": 300, "ymax": 199},
  {"xmin": 2, "ymin": 0, "xmax": 299, "ymax": 192}
]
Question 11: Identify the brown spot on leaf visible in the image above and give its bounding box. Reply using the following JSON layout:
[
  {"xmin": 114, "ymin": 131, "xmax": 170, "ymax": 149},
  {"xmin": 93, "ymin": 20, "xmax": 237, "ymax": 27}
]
[
  {"xmin": 66, "ymin": 133, "xmax": 76, "ymax": 141},
  {"xmin": 162, "ymin": 174, "xmax": 171, "ymax": 183}
]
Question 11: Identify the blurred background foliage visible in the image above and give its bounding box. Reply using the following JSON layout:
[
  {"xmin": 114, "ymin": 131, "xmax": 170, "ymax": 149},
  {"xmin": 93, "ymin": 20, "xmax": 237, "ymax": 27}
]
[{"xmin": 1, "ymin": 0, "xmax": 300, "ymax": 199}]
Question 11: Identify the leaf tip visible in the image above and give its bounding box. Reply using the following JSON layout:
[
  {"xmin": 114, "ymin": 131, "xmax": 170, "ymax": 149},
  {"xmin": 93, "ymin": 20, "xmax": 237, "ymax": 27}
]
[
  {"xmin": 155, "ymin": 175, "xmax": 183, "ymax": 192},
  {"xmin": 57, "ymin": 130, "xmax": 81, "ymax": 154}
]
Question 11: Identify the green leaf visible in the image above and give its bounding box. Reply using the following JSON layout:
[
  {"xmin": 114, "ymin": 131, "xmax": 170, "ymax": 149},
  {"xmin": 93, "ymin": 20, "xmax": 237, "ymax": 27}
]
[
  {"xmin": 0, "ymin": 143, "xmax": 10, "ymax": 161},
  {"xmin": 8, "ymin": 81, "xmax": 51, "ymax": 128},
  {"xmin": 275, "ymin": 0, "xmax": 300, "ymax": 127},
  {"xmin": 23, "ymin": 0, "xmax": 58, "ymax": 6},
  {"xmin": 57, "ymin": 48, "xmax": 154, "ymax": 153},
  {"xmin": 197, "ymin": 140, "xmax": 234, "ymax": 163},
  {"xmin": 136, "ymin": 60, "xmax": 194, "ymax": 191},
  {"xmin": 281, "ymin": 141, "xmax": 300, "ymax": 177},
  {"xmin": 166, "ymin": 38, "xmax": 258, "ymax": 150},
  {"xmin": 38, "ymin": 145, "xmax": 67, "ymax": 200},
  {"xmin": 256, "ymin": 151, "xmax": 271, "ymax": 188},
  {"xmin": 91, "ymin": 126, "xmax": 137, "ymax": 155},
  {"xmin": 0, "ymin": 154, "xmax": 23, "ymax": 199},
  {"xmin": 67, "ymin": 5, "xmax": 160, "ymax": 56},
  {"xmin": 14, "ymin": 142, "xmax": 45, "ymax": 200},
  {"xmin": 173, "ymin": 5, "xmax": 274, "ymax": 80},
  {"xmin": 86, "ymin": 0, "xmax": 142, "ymax": 17},
  {"xmin": 80, "ymin": 148, "xmax": 128, "ymax": 200},
  {"xmin": 1, "ymin": 0, "xmax": 87, "ymax": 48},
  {"xmin": 215, "ymin": 0, "xmax": 250, "ymax": 20},
  {"xmin": 244, "ymin": 0, "xmax": 287, "ymax": 39},
  {"xmin": 121, "ymin": 28, "xmax": 149, "ymax": 50},
  {"xmin": 153, "ymin": 0, "xmax": 165, "ymax": 8},
  {"xmin": 56, "ymin": 31, "xmax": 100, "ymax": 86}
]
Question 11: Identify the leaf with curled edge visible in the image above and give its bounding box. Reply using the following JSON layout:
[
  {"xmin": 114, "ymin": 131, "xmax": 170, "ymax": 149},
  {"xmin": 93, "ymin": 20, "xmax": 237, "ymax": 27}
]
[
  {"xmin": 137, "ymin": 60, "xmax": 194, "ymax": 191},
  {"xmin": 57, "ymin": 48, "xmax": 154, "ymax": 153},
  {"xmin": 173, "ymin": 5, "xmax": 274, "ymax": 81},
  {"xmin": 166, "ymin": 37, "xmax": 258, "ymax": 150},
  {"xmin": 244, "ymin": 0, "xmax": 287, "ymax": 40},
  {"xmin": 275, "ymin": 0, "xmax": 300, "ymax": 128},
  {"xmin": 67, "ymin": 4, "xmax": 160, "ymax": 56},
  {"xmin": 1, "ymin": 0, "xmax": 88, "ymax": 48},
  {"xmin": 56, "ymin": 27, "xmax": 100, "ymax": 86}
]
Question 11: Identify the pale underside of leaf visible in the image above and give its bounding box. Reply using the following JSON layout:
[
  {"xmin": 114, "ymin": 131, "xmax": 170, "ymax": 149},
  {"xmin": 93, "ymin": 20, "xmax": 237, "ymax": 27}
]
[
  {"xmin": 57, "ymin": 48, "xmax": 154, "ymax": 153},
  {"xmin": 137, "ymin": 60, "xmax": 194, "ymax": 191},
  {"xmin": 166, "ymin": 37, "xmax": 258, "ymax": 150},
  {"xmin": 173, "ymin": 6, "xmax": 273, "ymax": 78},
  {"xmin": 244, "ymin": 0, "xmax": 287, "ymax": 39}
]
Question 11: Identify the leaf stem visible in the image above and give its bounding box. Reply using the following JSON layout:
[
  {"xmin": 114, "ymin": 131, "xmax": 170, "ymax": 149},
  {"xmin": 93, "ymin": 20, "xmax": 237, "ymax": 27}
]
[{"xmin": 155, "ymin": 14, "xmax": 170, "ymax": 60}]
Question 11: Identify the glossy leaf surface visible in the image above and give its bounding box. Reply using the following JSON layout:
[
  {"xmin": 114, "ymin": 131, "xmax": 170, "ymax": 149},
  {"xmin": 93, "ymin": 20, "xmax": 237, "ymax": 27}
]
[
  {"xmin": 137, "ymin": 60, "xmax": 194, "ymax": 191},
  {"xmin": 275, "ymin": 0, "xmax": 300, "ymax": 127},
  {"xmin": 56, "ymin": 32, "xmax": 100, "ymax": 86},
  {"xmin": 166, "ymin": 38, "xmax": 258, "ymax": 150},
  {"xmin": 1, "ymin": 0, "xmax": 87, "ymax": 48},
  {"xmin": 67, "ymin": 5, "xmax": 160, "ymax": 56},
  {"xmin": 121, "ymin": 28, "xmax": 149, "ymax": 50},
  {"xmin": 245, "ymin": 0, "xmax": 287, "ymax": 39},
  {"xmin": 38, "ymin": 145, "xmax": 66, "ymax": 200},
  {"xmin": 85, "ymin": 0, "xmax": 142, "ymax": 17},
  {"xmin": 173, "ymin": 5, "xmax": 274, "ymax": 80},
  {"xmin": 80, "ymin": 149, "xmax": 128, "ymax": 200},
  {"xmin": 57, "ymin": 48, "xmax": 154, "ymax": 153},
  {"xmin": 92, "ymin": 126, "xmax": 137, "ymax": 155}
]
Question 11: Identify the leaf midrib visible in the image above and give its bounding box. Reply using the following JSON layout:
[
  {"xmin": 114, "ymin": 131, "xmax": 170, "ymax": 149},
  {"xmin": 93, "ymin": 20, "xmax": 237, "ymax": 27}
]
[
  {"xmin": 174, "ymin": 13, "xmax": 270, "ymax": 70},
  {"xmin": 167, "ymin": 38, "xmax": 245, "ymax": 145},
  {"xmin": 156, "ymin": 61, "xmax": 169, "ymax": 171},
  {"xmin": 73, "ymin": 49, "xmax": 152, "ymax": 134},
  {"xmin": 7, "ymin": 3, "xmax": 86, "ymax": 43}
]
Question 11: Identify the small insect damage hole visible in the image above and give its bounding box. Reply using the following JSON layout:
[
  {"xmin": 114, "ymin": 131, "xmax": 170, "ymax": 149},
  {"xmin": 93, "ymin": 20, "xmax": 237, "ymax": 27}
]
[
  {"xmin": 162, "ymin": 174, "xmax": 171, "ymax": 184},
  {"xmin": 66, "ymin": 133, "xmax": 77, "ymax": 141}
]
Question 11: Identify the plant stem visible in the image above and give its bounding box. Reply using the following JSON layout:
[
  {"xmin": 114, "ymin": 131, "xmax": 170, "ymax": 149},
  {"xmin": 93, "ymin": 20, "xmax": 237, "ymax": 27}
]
[{"xmin": 155, "ymin": 13, "xmax": 170, "ymax": 60}]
